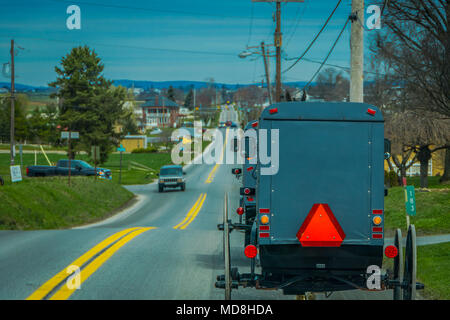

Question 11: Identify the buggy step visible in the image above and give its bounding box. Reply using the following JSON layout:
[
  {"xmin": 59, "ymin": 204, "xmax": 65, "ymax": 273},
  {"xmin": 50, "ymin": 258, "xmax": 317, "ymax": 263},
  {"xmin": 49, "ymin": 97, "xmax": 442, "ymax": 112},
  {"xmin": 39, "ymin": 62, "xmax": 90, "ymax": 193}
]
[
  {"xmin": 217, "ymin": 222, "xmax": 252, "ymax": 232},
  {"xmin": 215, "ymin": 281, "xmax": 239, "ymax": 289}
]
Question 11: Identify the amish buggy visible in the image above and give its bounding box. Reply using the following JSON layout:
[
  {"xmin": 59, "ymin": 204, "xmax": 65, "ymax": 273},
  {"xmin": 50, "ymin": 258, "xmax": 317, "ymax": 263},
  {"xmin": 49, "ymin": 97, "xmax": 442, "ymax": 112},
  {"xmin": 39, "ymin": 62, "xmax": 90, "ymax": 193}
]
[
  {"xmin": 216, "ymin": 102, "xmax": 423, "ymax": 300},
  {"xmin": 227, "ymin": 120, "xmax": 259, "ymax": 246}
]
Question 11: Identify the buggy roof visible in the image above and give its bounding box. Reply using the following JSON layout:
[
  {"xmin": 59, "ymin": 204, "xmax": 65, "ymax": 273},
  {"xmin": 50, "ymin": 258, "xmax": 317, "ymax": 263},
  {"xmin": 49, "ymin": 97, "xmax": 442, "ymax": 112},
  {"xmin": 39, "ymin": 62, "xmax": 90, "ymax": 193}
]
[
  {"xmin": 244, "ymin": 120, "xmax": 257, "ymax": 131},
  {"xmin": 260, "ymin": 102, "xmax": 384, "ymax": 122}
]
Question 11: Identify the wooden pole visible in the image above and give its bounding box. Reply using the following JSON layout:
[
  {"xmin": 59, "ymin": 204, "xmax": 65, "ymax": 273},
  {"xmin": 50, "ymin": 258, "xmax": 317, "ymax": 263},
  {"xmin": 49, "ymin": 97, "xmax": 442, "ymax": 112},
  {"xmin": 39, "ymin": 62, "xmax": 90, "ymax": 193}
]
[
  {"xmin": 275, "ymin": 1, "xmax": 282, "ymax": 102},
  {"xmin": 68, "ymin": 131, "xmax": 71, "ymax": 187},
  {"xmin": 350, "ymin": 0, "xmax": 364, "ymax": 102},
  {"xmin": 10, "ymin": 39, "xmax": 15, "ymax": 165},
  {"xmin": 261, "ymin": 42, "xmax": 273, "ymax": 105}
]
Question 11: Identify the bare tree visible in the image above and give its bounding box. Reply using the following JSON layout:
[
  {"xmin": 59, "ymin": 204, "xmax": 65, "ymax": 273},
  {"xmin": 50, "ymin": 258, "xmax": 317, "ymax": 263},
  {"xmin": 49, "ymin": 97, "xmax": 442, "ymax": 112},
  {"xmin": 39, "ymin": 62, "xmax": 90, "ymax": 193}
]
[
  {"xmin": 385, "ymin": 110, "xmax": 450, "ymax": 187},
  {"xmin": 370, "ymin": 0, "xmax": 450, "ymax": 182},
  {"xmin": 308, "ymin": 68, "xmax": 350, "ymax": 101}
]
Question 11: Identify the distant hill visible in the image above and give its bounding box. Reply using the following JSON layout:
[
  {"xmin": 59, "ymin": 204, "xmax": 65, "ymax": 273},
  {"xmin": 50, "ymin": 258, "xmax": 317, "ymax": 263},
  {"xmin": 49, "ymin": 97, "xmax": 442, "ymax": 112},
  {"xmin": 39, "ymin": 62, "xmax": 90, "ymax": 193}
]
[
  {"xmin": 0, "ymin": 82, "xmax": 53, "ymax": 92},
  {"xmin": 0, "ymin": 80, "xmax": 315, "ymax": 92}
]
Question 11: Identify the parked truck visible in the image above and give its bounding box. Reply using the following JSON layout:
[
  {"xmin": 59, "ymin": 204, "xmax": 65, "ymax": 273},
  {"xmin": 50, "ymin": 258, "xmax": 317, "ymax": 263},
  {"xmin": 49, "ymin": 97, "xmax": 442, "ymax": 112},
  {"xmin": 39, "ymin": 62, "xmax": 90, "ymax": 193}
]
[{"xmin": 26, "ymin": 160, "xmax": 112, "ymax": 180}]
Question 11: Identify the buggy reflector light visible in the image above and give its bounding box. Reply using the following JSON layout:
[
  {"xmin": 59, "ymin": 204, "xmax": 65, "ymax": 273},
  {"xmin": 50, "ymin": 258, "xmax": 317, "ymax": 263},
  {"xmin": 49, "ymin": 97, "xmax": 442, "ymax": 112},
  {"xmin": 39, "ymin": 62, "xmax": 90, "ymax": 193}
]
[
  {"xmin": 251, "ymin": 122, "xmax": 258, "ymax": 127},
  {"xmin": 372, "ymin": 209, "xmax": 383, "ymax": 215},
  {"xmin": 367, "ymin": 108, "xmax": 376, "ymax": 116},
  {"xmin": 373, "ymin": 216, "xmax": 383, "ymax": 225},
  {"xmin": 247, "ymin": 166, "xmax": 254, "ymax": 171},
  {"xmin": 296, "ymin": 204, "xmax": 346, "ymax": 247},
  {"xmin": 384, "ymin": 245, "xmax": 398, "ymax": 258},
  {"xmin": 260, "ymin": 215, "xmax": 269, "ymax": 225},
  {"xmin": 246, "ymin": 197, "xmax": 254, "ymax": 202},
  {"xmin": 372, "ymin": 227, "xmax": 383, "ymax": 233},
  {"xmin": 236, "ymin": 207, "xmax": 244, "ymax": 215},
  {"xmin": 259, "ymin": 232, "xmax": 270, "ymax": 238},
  {"xmin": 259, "ymin": 225, "xmax": 270, "ymax": 231},
  {"xmin": 244, "ymin": 245, "xmax": 257, "ymax": 259},
  {"xmin": 372, "ymin": 233, "xmax": 383, "ymax": 239},
  {"xmin": 259, "ymin": 208, "xmax": 270, "ymax": 214},
  {"xmin": 269, "ymin": 107, "xmax": 278, "ymax": 114}
]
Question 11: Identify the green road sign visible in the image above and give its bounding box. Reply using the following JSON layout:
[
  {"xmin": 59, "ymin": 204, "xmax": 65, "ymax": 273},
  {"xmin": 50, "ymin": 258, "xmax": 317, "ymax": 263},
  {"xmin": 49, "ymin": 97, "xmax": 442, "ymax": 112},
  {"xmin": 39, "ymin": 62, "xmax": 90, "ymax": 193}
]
[{"xmin": 404, "ymin": 185, "xmax": 416, "ymax": 216}]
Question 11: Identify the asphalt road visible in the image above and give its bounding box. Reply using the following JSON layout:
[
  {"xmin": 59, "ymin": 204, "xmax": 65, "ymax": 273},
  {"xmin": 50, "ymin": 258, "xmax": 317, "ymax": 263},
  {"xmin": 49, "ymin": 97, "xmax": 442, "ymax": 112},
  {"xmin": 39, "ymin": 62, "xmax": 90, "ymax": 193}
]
[{"xmin": 0, "ymin": 106, "xmax": 397, "ymax": 300}]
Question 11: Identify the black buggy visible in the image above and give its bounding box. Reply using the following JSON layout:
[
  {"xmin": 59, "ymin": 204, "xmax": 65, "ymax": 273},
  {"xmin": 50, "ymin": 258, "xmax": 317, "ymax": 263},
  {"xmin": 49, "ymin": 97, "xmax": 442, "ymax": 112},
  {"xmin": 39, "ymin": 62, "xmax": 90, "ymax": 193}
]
[{"xmin": 216, "ymin": 102, "xmax": 424, "ymax": 300}]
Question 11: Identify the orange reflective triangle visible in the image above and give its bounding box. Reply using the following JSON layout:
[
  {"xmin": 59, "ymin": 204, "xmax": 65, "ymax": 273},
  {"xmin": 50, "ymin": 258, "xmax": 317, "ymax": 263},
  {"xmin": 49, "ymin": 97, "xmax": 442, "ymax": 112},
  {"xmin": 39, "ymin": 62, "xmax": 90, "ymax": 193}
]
[{"xmin": 297, "ymin": 204, "xmax": 346, "ymax": 247}]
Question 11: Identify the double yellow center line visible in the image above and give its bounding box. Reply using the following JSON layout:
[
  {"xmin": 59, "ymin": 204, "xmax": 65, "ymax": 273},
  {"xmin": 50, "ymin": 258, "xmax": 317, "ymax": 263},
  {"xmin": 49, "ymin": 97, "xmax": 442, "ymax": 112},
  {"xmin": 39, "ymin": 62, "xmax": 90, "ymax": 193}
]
[
  {"xmin": 205, "ymin": 128, "xmax": 229, "ymax": 184},
  {"xmin": 173, "ymin": 193, "xmax": 207, "ymax": 230},
  {"xmin": 26, "ymin": 226, "xmax": 154, "ymax": 300}
]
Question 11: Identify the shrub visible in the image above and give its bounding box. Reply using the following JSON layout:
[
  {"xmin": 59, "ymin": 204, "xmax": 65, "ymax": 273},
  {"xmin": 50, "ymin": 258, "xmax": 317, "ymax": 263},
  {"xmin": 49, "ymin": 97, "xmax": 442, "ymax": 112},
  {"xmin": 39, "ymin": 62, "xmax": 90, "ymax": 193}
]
[
  {"xmin": 385, "ymin": 170, "xmax": 399, "ymax": 187},
  {"xmin": 131, "ymin": 146, "xmax": 158, "ymax": 154}
]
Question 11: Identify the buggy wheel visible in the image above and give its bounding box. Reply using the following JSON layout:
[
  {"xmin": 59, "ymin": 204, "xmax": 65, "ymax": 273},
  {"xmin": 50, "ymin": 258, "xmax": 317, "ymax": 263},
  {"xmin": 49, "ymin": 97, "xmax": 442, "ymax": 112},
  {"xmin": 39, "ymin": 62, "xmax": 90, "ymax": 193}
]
[
  {"xmin": 393, "ymin": 228, "xmax": 404, "ymax": 300},
  {"xmin": 402, "ymin": 225, "xmax": 417, "ymax": 300},
  {"xmin": 223, "ymin": 192, "xmax": 232, "ymax": 300}
]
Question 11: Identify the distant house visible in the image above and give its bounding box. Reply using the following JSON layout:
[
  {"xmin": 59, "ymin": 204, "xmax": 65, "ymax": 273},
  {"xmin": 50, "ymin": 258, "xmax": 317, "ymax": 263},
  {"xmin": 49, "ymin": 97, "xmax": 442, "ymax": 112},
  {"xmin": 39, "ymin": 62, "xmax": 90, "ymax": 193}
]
[
  {"xmin": 141, "ymin": 95, "xmax": 180, "ymax": 129},
  {"xmin": 120, "ymin": 135, "xmax": 148, "ymax": 152}
]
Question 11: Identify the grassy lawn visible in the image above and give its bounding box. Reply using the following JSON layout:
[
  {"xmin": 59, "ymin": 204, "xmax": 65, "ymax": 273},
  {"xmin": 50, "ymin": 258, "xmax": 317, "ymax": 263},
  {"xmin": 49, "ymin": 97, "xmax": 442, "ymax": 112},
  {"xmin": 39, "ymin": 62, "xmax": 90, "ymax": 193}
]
[
  {"xmin": 384, "ymin": 178, "xmax": 450, "ymax": 236},
  {"xmin": 383, "ymin": 177, "xmax": 449, "ymax": 300},
  {"xmin": 416, "ymin": 242, "xmax": 450, "ymax": 300},
  {"xmin": 0, "ymin": 137, "xmax": 213, "ymax": 185},
  {"xmin": 0, "ymin": 144, "xmax": 65, "ymax": 151},
  {"xmin": 0, "ymin": 176, "xmax": 134, "ymax": 230}
]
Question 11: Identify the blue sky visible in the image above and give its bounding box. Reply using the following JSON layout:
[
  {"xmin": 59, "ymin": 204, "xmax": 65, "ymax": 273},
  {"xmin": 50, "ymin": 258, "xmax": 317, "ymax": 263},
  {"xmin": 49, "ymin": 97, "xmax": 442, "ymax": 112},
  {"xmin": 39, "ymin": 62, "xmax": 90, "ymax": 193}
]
[{"xmin": 0, "ymin": 0, "xmax": 379, "ymax": 86}]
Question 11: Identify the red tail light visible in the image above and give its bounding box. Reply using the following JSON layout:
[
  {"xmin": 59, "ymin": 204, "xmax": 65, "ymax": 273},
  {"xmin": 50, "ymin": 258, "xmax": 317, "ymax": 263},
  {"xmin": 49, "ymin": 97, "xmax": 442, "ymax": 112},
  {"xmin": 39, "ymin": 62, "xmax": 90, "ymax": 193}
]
[
  {"xmin": 236, "ymin": 207, "xmax": 244, "ymax": 215},
  {"xmin": 269, "ymin": 107, "xmax": 278, "ymax": 114},
  {"xmin": 244, "ymin": 245, "xmax": 257, "ymax": 259},
  {"xmin": 244, "ymin": 188, "xmax": 250, "ymax": 195},
  {"xmin": 246, "ymin": 197, "xmax": 254, "ymax": 202},
  {"xmin": 384, "ymin": 245, "xmax": 398, "ymax": 258}
]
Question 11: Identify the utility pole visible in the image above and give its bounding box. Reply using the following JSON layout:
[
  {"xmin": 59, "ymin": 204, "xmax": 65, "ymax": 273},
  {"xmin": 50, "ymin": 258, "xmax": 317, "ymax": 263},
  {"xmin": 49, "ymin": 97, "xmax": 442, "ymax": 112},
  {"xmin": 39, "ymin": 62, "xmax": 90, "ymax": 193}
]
[
  {"xmin": 350, "ymin": 0, "xmax": 364, "ymax": 102},
  {"xmin": 10, "ymin": 39, "xmax": 15, "ymax": 165},
  {"xmin": 252, "ymin": 1, "xmax": 304, "ymax": 102},
  {"xmin": 261, "ymin": 42, "xmax": 273, "ymax": 104},
  {"xmin": 275, "ymin": 1, "xmax": 282, "ymax": 102}
]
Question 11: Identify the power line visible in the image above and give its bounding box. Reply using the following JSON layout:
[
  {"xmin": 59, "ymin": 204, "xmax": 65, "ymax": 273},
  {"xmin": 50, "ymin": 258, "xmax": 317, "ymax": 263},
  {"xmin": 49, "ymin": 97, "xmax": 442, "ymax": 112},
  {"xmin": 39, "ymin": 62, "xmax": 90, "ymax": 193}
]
[
  {"xmin": 284, "ymin": 0, "xmax": 309, "ymax": 50},
  {"xmin": 284, "ymin": 56, "xmax": 386, "ymax": 76},
  {"xmin": 282, "ymin": 0, "xmax": 343, "ymax": 74},
  {"xmin": 246, "ymin": 2, "xmax": 255, "ymax": 47},
  {"xmin": 0, "ymin": 34, "xmax": 237, "ymax": 57},
  {"xmin": 46, "ymin": 0, "xmax": 303, "ymax": 22},
  {"xmin": 301, "ymin": 16, "xmax": 350, "ymax": 90}
]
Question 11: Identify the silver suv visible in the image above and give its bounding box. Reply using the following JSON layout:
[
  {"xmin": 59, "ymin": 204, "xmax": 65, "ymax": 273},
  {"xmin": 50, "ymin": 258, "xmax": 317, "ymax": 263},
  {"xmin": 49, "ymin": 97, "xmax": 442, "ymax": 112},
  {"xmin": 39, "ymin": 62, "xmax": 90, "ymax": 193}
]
[{"xmin": 158, "ymin": 165, "xmax": 186, "ymax": 192}]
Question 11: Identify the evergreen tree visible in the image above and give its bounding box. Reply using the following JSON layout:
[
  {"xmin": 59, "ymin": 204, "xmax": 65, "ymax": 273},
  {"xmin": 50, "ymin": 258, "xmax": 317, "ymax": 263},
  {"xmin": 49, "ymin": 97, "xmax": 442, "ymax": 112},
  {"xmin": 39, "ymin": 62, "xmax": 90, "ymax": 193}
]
[
  {"xmin": 167, "ymin": 85, "xmax": 175, "ymax": 102},
  {"xmin": 49, "ymin": 46, "xmax": 127, "ymax": 163},
  {"xmin": 184, "ymin": 89, "xmax": 194, "ymax": 110}
]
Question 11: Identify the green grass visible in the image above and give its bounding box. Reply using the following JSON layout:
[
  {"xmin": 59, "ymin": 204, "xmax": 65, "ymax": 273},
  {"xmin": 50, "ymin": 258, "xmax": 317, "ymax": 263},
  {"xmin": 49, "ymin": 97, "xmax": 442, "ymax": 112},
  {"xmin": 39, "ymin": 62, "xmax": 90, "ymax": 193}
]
[
  {"xmin": 407, "ymin": 176, "xmax": 450, "ymax": 189},
  {"xmin": 0, "ymin": 138, "xmax": 213, "ymax": 186},
  {"xmin": 384, "ymin": 186, "xmax": 450, "ymax": 236},
  {"xmin": 0, "ymin": 144, "xmax": 65, "ymax": 151},
  {"xmin": 0, "ymin": 176, "xmax": 134, "ymax": 230},
  {"xmin": 416, "ymin": 243, "xmax": 450, "ymax": 300}
]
